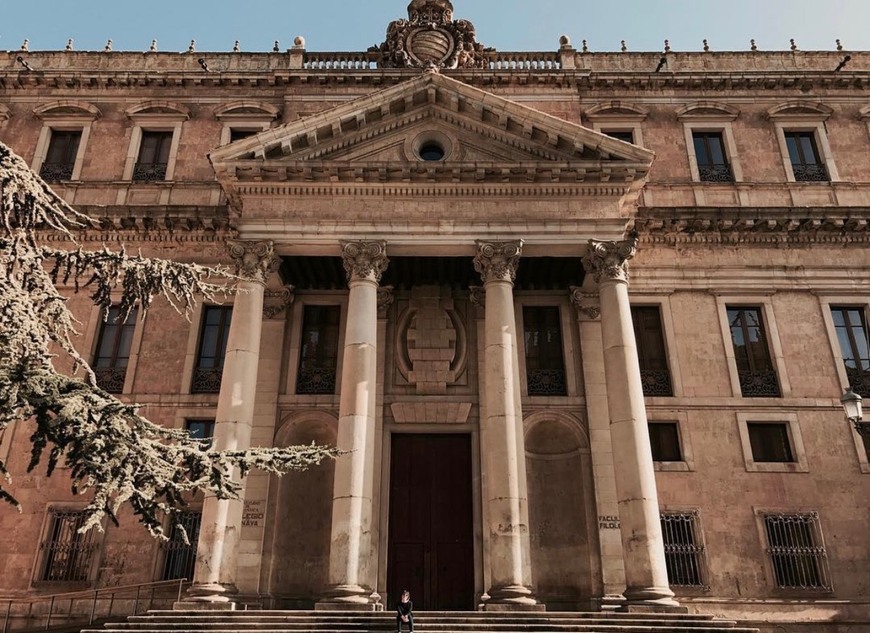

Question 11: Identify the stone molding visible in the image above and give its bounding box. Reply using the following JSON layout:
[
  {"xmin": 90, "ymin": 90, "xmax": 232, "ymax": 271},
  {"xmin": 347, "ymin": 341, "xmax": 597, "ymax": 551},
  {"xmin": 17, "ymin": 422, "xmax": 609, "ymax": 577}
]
[
  {"xmin": 582, "ymin": 233, "xmax": 638, "ymax": 284},
  {"xmin": 569, "ymin": 286, "xmax": 600, "ymax": 320},
  {"xmin": 340, "ymin": 240, "xmax": 389, "ymax": 282},
  {"xmin": 377, "ymin": 285, "xmax": 395, "ymax": 318},
  {"xmin": 226, "ymin": 239, "xmax": 281, "ymax": 283},
  {"xmin": 264, "ymin": 285, "xmax": 295, "ymax": 320},
  {"xmin": 473, "ymin": 240, "xmax": 523, "ymax": 284}
]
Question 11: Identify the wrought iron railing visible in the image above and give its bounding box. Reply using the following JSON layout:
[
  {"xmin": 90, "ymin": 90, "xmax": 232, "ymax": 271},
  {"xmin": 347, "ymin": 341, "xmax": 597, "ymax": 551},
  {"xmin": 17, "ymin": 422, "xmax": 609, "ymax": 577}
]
[
  {"xmin": 296, "ymin": 367, "xmax": 337, "ymax": 395},
  {"xmin": 738, "ymin": 370, "xmax": 780, "ymax": 397},
  {"xmin": 527, "ymin": 368, "xmax": 567, "ymax": 396},
  {"xmin": 792, "ymin": 163, "xmax": 829, "ymax": 182},
  {"xmin": 698, "ymin": 163, "xmax": 734, "ymax": 182},
  {"xmin": 39, "ymin": 511, "xmax": 96, "ymax": 583},
  {"xmin": 132, "ymin": 163, "xmax": 168, "ymax": 182},
  {"xmin": 661, "ymin": 511, "xmax": 708, "ymax": 589},
  {"xmin": 1, "ymin": 579, "xmax": 187, "ymax": 633},
  {"xmin": 191, "ymin": 368, "xmax": 222, "ymax": 394},
  {"xmin": 38, "ymin": 163, "xmax": 74, "ymax": 182},
  {"xmin": 764, "ymin": 513, "xmax": 831, "ymax": 590},
  {"xmin": 94, "ymin": 368, "xmax": 127, "ymax": 394},
  {"xmin": 640, "ymin": 369, "xmax": 673, "ymax": 397}
]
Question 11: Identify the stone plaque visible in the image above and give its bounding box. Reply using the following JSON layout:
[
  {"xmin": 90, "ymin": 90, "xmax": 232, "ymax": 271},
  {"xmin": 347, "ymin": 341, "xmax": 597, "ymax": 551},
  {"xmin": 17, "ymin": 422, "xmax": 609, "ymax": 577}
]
[{"xmin": 243, "ymin": 500, "xmax": 266, "ymax": 528}]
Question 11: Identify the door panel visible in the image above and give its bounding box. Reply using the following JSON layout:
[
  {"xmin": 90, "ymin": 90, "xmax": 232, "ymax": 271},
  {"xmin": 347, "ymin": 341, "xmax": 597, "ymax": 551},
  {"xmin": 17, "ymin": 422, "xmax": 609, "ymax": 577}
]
[{"xmin": 388, "ymin": 434, "xmax": 474, "ymax": 610}]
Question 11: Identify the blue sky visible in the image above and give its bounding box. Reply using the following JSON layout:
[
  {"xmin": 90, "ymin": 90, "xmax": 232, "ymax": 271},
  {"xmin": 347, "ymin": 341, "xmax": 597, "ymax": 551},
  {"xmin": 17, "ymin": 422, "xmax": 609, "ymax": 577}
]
[{"xmin": 2, "ymin": 0, "xmax": 868, "ymax": 54}]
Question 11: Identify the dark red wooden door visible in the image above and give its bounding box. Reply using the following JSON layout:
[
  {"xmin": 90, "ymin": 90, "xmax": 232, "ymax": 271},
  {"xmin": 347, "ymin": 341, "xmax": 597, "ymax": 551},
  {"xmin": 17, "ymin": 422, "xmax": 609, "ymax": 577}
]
[{"xmin": 388, "ymin": 434, "xmax": 474, "ymax": 610}]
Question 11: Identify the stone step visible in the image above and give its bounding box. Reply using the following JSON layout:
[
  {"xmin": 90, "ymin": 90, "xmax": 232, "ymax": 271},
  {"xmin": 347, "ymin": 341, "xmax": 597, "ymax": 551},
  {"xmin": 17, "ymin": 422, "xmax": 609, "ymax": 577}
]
[{"xmin": 86, "ymin": 628, "xmax": 760, "ymax": 633}]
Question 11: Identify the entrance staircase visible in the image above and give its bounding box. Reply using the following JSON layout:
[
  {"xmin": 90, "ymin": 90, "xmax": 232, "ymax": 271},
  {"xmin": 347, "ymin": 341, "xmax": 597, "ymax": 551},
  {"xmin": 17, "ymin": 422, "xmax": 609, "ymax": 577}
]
[{"xmin": 81, "ymin": 610, "xmax": 760, "ymax": 633}]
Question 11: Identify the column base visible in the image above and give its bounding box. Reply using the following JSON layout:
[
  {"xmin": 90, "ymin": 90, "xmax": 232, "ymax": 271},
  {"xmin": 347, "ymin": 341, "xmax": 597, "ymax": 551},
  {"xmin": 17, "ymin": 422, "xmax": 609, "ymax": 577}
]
[
  {"xmin": 174, "ymin": 583, "xmax": 239, "ymax": 611},
  {"xmin": 316, "ymin": 585, "xmax": 379, "ymax": 611},
  {"xmin": 593, "ymin": 594, "xmax": 627, "ymax": 612},
  {"xmin": 479, "ymin": 586, "xmax": 544, "ymax": 611},
  {"xmin": 620, "ymin": 586, "xmax": 684, "ymax": 613}
]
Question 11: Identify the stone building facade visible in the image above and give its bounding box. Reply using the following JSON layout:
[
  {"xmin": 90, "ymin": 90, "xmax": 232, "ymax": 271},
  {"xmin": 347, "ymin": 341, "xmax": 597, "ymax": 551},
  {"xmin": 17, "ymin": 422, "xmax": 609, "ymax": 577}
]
[{"xmin": 1, "ymin": 1, "xmax": 869, "ymax": 631}]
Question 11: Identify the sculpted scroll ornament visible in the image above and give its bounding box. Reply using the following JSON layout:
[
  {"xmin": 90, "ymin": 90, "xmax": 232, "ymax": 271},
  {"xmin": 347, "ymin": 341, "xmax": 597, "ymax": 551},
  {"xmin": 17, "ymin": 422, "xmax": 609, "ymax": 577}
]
[
  {"xmin": 227, "ymin": 240, "xmax": 281, "ymax": 284},
  {"xmin": 377, "ymin": 285, "xmax": 395, "ymax": 318},
  {"xmin": 340, "ymin": 240, "xmax": 389, "ymax": 283},
  {"xmin": 569, "ymin": 286, "xmax": 600, "ymax": 320},
  {"xmin": 474, "ymin": 240, "xmax": 523, "ymax": 284},
  {"xmin": 581, "ymin": 232, "xmax": 639, "ymax": 284}
]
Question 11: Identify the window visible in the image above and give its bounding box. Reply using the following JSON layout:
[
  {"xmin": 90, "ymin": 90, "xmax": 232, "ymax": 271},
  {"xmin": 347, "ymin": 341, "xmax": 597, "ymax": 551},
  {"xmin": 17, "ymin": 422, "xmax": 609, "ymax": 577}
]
[
  {"xmin": 296, "ymin": 305, "xmax": 341, "ymax": 395},
  {"xmin": 649, "ymin": 422, "xmax": 682, "ymax": 462},
  {"xmin": 727, "ymin": 307, "xmax": 780, "ymax": 397},
  {"xmin": 185, "ymin": 419, "xmax": 215, "ymax": 449},
  {"xmin": 661, "ymin": 511, "xmax": 707, "ymax": 588},
  {"xmin": 40, "ymin": 509, "xmax": 97, "ymax": 582},
  {"xmin": 133, "ymin": 131, "xmax": 173, "ymax": 182},
  {"xmin": 229, "ymin": 128, "xmax": 259, "ymax": 143},
  {"xmin": 192, "ymin": 306, "xmax": 232, "ymax": 394},
  {"xmin": 603, "ymin": 130, "xmax": 634, "ymax": 144},
  {"xmin": 763, "ymin": 512, "xmax": 831, "ymax": 590},
  {"xmin": 783, "ymin": 131, "xmax": 828, "ymax": 182},
  {"xmin": 747, "ymin": 422, "xmax": 794, "ymax": 463},
  {"xmin": 862, "ymin": 434, "xmax": 870, "ymax": 463},
  {"xmin": 39, "ymin": 130, "xmax": 81, "ymax": 182},
  {"xmin": 92, "ymin": 306, "xmax": 138, "ymax": 394},
  {"xmin": 161, "ymin": 511, "xmax": 201, "ymax": 581},
  {"xmin": 692, "ymin": 131, "xmax": 733, "ymax": 182},
  {"xmin": 631, "ymin": 306, "xmax": 672, "ymax": 396},
  {"xmin": 831, "ymin": 307, "xmax": 870, "ymax": 397},
  {"xmin": 523, "ymin": 306, "xmax": 567, "ymax": 396}
]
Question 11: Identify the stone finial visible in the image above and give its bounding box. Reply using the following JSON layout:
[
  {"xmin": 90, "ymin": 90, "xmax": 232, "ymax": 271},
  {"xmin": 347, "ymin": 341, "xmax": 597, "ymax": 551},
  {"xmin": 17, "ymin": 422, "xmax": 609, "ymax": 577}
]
[
  {"xmin": 582, "ymin": 232, "xmax": 639, "ymax": 284},
  {"xmin": 473, "ymin": 240, "xmax": 523, "ymax": 284},
  {"xmin": 149, "ymin": 39, "xmax": 158, "ymax": 52},
  {"xmin": 790, "ymin": 38, "xmax": 798, "ymax": 51},
  {"xmin": 273, "ymin": 40, "xmax": 281, "ymax": 52},
  {"xmin": 293, "ymin": 36, "xmax": 306, "ymax": 49},
  {"xmin": 703, "ymin": 39, "xmax": 710, "ymax": 52},
  {"xmin": 582, "ymin": 39, "xmax": 589, "ymax": 53},
  {"xmin": 836, "ymin": 39, "xmax": 843, "ymax": 51},
  {"xmin": 20, "ymin": 39, "xmax": 29, "ymax": 51},
  {"xmin": 188, "ymin": 39, "xmax": 196, "ymax": 53},
  {"xmin": 377, "ymin": 285, "xmax": 395, "ymax": 318},
  {"xmin": 663, "ymin": 39, "xmax": 671, "ymax": 53},
  {"xmin": 264, "ymin": 285, "xmax": 295, "ymax": 319},
  {"xmin": 620, "ymin": 40, "xmax": 627, "ymax": 52},
  {"xmin": 227, "ymin": 240, "xmax": 281, "ymax": 284},
  {"xmin": 233, "ymin": 40, "xmax": 241, "ymax": 52},
  {"xmin": 569, "ymin": 286, "xmax": 600, "ymax": 320},
  {"xmin": 104, "ymin": 39, "xmax": 113, "ymax": 52},
  {"xmin": 65, "ymin": 39, "xmax": 74, "ymax": 51},
  {"xmin": 340, "ymin": 241, "xmax": 389, "ymax": 283},
  {"xmin": 559, "ymin": 34, "xmax": 571, "ymax": 48},
  {"xmin": 750, "ymin": 38, "xmax": 757, "ymax": 52}
]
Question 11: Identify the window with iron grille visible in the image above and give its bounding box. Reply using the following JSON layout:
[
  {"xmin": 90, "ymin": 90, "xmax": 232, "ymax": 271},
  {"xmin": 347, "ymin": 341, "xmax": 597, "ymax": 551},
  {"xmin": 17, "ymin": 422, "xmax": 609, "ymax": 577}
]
[
  {"xmin": 631, "ymin": 306, "xmax": 673, "ymax": 396},
  {"xmin": 747, "ymin": 422, "xmax": 794, "ymax": 463},
  {"xmin": 603, "ymin": 130, "xmax": 634, "ymax": 144},
  {"xmin": 660, "ymin": 511, "xmax": 707, "ymax": 588},
  {"xmin": 192, "ymin": 306, "xmax": 232, "ymax": 394},
  {"xmin": 727, "ymin": 307, "xmax": 780, "ymax": 397},
  {"xmin": 161, "ymin": 511, "xmax": 202, "ymax": 581},
  {"xmin": 40, "ymin": 130, "xmax": 81, "ymax": 182},
  {"xmin": 649, "ymin": 422, "xmax": 682, "ymax": 462},
  {"xmin": 92, "ymin": 306, "xmax": 138, "ymax": 394},
  {"xmin": 40, "ymin": 509, "xmax": 97, "ymax": 582},
  {"xmin": 297, "ymin": 305, "xmax": 341, "ymax": 395},
  {"xmin": 763, "ymin": 512, "xmax": 831, "ymax": 590},
  {"xmin": 692, "ymin": 131, "xmax": 733, "ymax": 182},
  {"xmin": 831, "ymin": 307, "xmax": 870, "ymax": 398},
  {"xmin": 523, "ymin": 306, "xmax": 567, "ymax": 396},
  {"xmin": 784, "ymin": 131, "xmax": 828, "ymax": 182},
  {"xmin": 133, "ymin": 130, "xmax": 172, "ymax": 182},
  {"xmin": 185, "ymin": 419, "xmax": 215, "ymax": 449}
]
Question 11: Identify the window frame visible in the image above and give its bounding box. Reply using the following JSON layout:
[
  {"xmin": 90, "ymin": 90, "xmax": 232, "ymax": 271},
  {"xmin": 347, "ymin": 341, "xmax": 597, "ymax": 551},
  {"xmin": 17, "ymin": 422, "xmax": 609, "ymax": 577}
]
[
  {"xmin": 31, "ymin": 121, "xmax": 94, "ymax": 183},
  {"xmin": 630, "ymin": 295, "xmax": 683, "ymax": 398},
  {"xmin": 516, "ymin": 297, "xmax": 578, "ymax": 399},
  {"xmin": 818, "ymin": 296, "xmax": 870, "ymax": 473},
  {"xmin": 754, "ymin": 508, "xmax": 833, "ymax": 593},
  {"xmin": 285, "ymin": 294, "xmax": 348, "ymax": 399},
  {"xmin": 769, "ymin": 105, "xmax": 839, "ymax": 183},
  {"xmin": 33, "ymin": 505, "xmax": 104, "ymax": 586},
  {"xmin": 520, "ymin": 304, "xmax": 569, "ymax": 397},
  {"xmin": 647, "ymin": 410, "xmax": 694, "ymax": 472},
  {"xmin": 585, "ymin": 101, "xmax": 648, "ymax": 148},
  {"xmin": 214, "ymin": 101, "xmax": 280, "ymax": 147},
  {"xmin": 737, "ymin": 412, "xmax": 808, "ymax": 473},
  {"xmin": 90, "ymin": 305, "xmax": 141, "ymax": 394},
  {"xmin": 659, "ymin": 507, "xmax": 709, "ymax": 591},
  {"xmin": 188, "ymin": 304, "xmax": 233, "ymax": 395},
  {"xmin": 678, "ymin": 104, "xmax": 743, "ymax": 184},
  {"xmin": 80, "ymin": 303, "xmax": 145, "ymax": 395},
  {"xmin": 296, "ymin": 303, "xmax": 343, "ymax": 396},
  {"xmin": 715, "ymin": 294, "xmax": 791, "ymax": 398},
  {"xmin": 123, "ymin": 104, "xmax": 189, "ymax": 183}
]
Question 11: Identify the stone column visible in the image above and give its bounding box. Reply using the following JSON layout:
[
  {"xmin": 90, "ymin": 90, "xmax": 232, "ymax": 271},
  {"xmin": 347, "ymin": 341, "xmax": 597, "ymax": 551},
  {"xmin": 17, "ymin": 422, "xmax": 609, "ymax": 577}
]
[
  {"xmin": 582, "ymin": 233, "xmax": 678, "ymax": 609},
  {"xmin": 473, "ymin": 241, "xmax": 537, "ymax": 609},
  {"xmin": 185, "ymin": 240, "xmax": 280, "ymax": 608},
  {"xmin": 320, "ymin": 241, "xmax": 389, "ymax": 609}
]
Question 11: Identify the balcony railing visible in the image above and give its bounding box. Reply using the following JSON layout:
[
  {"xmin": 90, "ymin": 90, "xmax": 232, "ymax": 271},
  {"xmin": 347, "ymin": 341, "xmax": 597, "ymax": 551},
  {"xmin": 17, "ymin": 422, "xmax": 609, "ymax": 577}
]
[
  {"xmin": 792, "ymin": 163, "xmax": 829, "ymax": 182},
  {"xmin": 94, "ymin": 368, "xmax": 127, "ymax": 394},
  {"xmin": 527, "ymin": 368, "xmax": 567, "ymax": 396},
  {"xmin": 39, "ymin": 162, "xmax": 74, "ymax": 182},
  {"xmin": 738, "ymin": 370, "xmax": 780, "ymax": 397},
  {"xmin": 846, "ymin": 367, "xmax": 870, "ymax": 398},
  {"xmin": 640, "ymin": 369, "xmax": 673, "ymax": 397},
  {"xmin": 132, "ymin": 162, "xmax": 168, "ymax": 182},
  {"xmin": 191, "ymin": 368, "xmax": 222, "ymax": 394},
  {"xmin": 296, "ymin": 367, "xmax": 337, "ymax": 395},
  {"xmin": 698, "ymin": 163, "xmax": 734, "ymax": 182}
]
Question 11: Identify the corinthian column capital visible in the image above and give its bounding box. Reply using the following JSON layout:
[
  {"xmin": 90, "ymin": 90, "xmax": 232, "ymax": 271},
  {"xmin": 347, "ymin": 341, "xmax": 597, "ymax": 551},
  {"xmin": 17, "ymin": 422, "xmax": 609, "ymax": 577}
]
[
  {"xmin": 227, "ymin": 240, "xmax": 281, "ymax": 284},
  {"xmin": 582, "ymin": 231, "xmax": 639, "ymax": 284},
  {"xmin": 473, "ymin": 240, "xmax": 523, "ymax": 284},
  {"xmin": 340, "ymin": 240, "xmax": 389, "ymax": 283}
]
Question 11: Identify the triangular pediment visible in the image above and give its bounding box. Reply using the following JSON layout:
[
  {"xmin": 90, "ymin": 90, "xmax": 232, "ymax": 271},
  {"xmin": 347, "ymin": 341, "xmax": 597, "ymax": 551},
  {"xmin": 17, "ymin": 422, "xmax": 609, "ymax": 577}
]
[{"xmin": 210, "ymin": 72, "xmax": 654, "ymax": 186}]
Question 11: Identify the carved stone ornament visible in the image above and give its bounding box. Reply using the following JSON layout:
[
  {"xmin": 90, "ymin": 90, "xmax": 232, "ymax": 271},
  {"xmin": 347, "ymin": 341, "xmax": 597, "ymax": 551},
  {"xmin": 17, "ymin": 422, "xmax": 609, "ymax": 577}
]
[
  {"xmin": 340, "ymin": 240, "xmax": 389, "ymax": 283},
  {"xmin": 569, "ymin": 286, "xmax": 601, "ymax": 320},
  {"xmin": 581, "ymin": 231, "xmax": 639, "ymax": 284},
  {"xmin": 374, "ymin": 0, "xmax": 488, "ymax": 70},
  {"xmin": 468, "ymin": 285, "xmax": 485, "ymax": 308},
  {"xmin": 227, "ymin": 240, "xmax": 281, "ymax": 284},
  {"xmin": 264, "ymin": 285, "xmax": 295, "ymax": 320},
  {"xmin": 377, "ymin": 285, "xmax": 395, "ymax": 318},
  {"xmin": 473, "ymin": 240, "xmax": 523, "ymax": 284}
]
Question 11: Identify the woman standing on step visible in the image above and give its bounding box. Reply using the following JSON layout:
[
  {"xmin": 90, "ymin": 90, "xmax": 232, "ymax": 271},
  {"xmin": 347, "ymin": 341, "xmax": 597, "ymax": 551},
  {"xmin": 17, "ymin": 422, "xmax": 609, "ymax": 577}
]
[{"xmin": 397, "ymin": 589, "xmax": 414, "ymax": 633}]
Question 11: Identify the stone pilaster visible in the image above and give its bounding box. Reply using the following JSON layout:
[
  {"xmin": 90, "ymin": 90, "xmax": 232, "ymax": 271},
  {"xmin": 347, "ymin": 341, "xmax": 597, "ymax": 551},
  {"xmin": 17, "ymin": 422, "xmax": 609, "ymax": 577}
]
[
  {"xmin": 320, "ymin": 241, "xmax": 388, "ymax": 609},
  {"xmin": 473, "ymin": 240, "xmax": 538, "ymax": 609},
  {"xmin": 582, "ymin": 233, "xmax": 679, "ymax": 609},
  {"xmin": 184, "ymin": 240, "xmax": 279, "ymax": 608}
]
